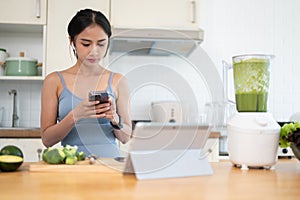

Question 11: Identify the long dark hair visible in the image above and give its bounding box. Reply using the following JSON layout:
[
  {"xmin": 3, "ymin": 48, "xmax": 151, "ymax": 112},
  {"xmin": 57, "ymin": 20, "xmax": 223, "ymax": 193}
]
[{"xmin": 68, "ymin": 9, "xmax": 111, "ymax": 56}]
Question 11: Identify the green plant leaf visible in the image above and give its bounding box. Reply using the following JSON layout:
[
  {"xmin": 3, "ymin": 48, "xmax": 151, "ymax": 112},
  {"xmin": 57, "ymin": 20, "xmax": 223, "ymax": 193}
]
[{"xmin": 279, "ymin": 121, "xmax": 300, "ymax": 148}]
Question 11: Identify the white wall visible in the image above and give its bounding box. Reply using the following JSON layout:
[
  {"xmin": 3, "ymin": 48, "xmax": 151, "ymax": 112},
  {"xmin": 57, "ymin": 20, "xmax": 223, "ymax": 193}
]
[
  {"xmin": 199, "ymin": 0, "xmax": 300, "ymax": 121},
  {"xmin": 108, "ymin": 54, "xmax": 213, "ymax": 121}
]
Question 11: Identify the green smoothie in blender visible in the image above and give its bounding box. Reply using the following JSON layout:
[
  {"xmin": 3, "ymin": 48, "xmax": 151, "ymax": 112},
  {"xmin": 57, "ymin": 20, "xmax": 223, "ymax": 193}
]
[{"xmin": 233, "ymin": 56, "xmax": 270, "ymax": 112}]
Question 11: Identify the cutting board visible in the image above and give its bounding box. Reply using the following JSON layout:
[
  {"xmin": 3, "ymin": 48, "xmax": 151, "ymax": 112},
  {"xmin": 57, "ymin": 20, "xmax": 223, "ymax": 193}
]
[{"xmin": 29, "ymin": 158, "xmax": 124, "ymax": 173}]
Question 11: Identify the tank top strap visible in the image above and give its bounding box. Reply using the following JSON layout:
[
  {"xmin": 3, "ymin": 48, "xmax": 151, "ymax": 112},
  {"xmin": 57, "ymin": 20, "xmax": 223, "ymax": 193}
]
[
  {"xmin": 57, "ymin": 71, "xmax": 66, "ymax": 87},
  {"xmin": 108, "ymin": 72, "xmax": 114, "ymax": 86},
  {"xmin": 106, "ymin": 72, "xmax": 114, "ymax": 96}
]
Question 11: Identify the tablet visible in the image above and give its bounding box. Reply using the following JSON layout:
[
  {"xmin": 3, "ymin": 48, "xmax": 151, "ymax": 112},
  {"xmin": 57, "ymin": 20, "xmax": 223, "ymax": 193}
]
[
  {"xmin": 123, "ymin": 122, "xmax": 213, "ymax": 179},
  {"xmin": 129, "ymin": 122, "xmax": 211, "ymax": 151}
]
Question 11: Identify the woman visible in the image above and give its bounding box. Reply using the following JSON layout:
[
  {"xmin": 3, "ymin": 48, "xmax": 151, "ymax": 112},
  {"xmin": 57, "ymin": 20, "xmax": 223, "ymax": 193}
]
[{"xmin": 41, "ymin": 9, "xmax": 132, "ymax": 157}]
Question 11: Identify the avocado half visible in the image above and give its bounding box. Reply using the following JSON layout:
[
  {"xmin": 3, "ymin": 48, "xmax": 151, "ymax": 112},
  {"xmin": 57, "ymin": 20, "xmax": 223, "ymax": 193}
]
[{"xmin": 0, "ymin": 155, "xmax": 23, "ymax": 172}]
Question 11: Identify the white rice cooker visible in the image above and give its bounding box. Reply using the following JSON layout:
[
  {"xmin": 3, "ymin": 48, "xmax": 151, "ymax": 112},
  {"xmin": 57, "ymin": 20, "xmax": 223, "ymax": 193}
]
[{"xmin": 227, "ymin": 112, "xmax": 280, "ymax": 170}]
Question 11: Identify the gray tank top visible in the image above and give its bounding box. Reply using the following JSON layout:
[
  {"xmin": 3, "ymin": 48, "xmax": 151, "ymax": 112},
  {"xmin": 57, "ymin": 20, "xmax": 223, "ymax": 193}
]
[{"xmin": 57, "ymin": 71, "xmax": 120, "ymax": 158}]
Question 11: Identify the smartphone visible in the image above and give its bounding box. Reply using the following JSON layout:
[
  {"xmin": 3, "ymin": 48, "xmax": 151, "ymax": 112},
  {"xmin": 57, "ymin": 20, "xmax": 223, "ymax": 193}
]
[{"xmin": 88, "ymin": 91, "xmax": 109, "ymax": 104}]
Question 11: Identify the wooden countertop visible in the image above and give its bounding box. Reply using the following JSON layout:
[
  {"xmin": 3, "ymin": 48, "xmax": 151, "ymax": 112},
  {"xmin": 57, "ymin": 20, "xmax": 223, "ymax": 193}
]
[
  {"xmin": 1, "ymin": 159, "xmax": 299, "ymax": 200},
  {"xmin": 0, "ymin": 129, "xmax": 220, "ymax": 139},
  {"xmin": 0, "ymin": 128, "xmax": 41, "ymax": 138}
]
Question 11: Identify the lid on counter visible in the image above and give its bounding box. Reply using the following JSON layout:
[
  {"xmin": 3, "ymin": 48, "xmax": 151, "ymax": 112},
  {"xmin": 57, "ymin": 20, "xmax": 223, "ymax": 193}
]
[{"xmin": 227, "ymin": 112, "xmax": 280, "ymax": 133}]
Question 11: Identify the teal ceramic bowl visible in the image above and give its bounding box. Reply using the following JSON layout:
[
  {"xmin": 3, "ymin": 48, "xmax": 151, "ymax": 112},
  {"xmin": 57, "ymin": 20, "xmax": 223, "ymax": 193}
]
[{"xmin": 4, "ymin": 57, "xmax": 38, "ymax": 76}]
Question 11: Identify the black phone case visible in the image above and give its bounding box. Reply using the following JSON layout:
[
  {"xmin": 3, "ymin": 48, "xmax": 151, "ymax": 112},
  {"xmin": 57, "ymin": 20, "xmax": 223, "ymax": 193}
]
[{"xmin": 88, "ymin": 91, "xmax": 109, "ymax": 103}]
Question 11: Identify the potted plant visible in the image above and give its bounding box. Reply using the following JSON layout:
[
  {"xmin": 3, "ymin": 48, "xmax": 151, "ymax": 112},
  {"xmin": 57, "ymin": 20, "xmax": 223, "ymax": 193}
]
[{"xmin": 280, "ymin": 121, "xmax": 300, "ymax": 160}]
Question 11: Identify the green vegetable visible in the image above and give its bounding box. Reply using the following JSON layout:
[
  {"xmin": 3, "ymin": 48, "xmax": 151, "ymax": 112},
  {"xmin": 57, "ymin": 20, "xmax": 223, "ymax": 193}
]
[
  {"xmin": 43, "ymin": 148, "xmax": 66, "ymax": 164},
  {"xmin": 279, "ymin": 121, "xmax": 300, "ymax": 148},
  {"xmin": 42, "ymin": 147, "xmax": 52, "ymax": 162},
  {"xmin": 76, "ymin": 151, "xmax": 86, "ymax": 161},
  {"xmin": 65, "ymin": 156, "xmax": 77, "ymax": 165},
  {"xmin": 42, "ymin": 145, "xmax": 86, "ymax": 165},
  {"xmin": 63, "ymin": 145, "xmax": 78, "ymax": 157},
  {"xmin": 0, "ymin": 155, "xmax": 23, "ymax": 172},
  {"xmin": 0, "ymin": 145, "xmax": 24, "ymax": 158}
]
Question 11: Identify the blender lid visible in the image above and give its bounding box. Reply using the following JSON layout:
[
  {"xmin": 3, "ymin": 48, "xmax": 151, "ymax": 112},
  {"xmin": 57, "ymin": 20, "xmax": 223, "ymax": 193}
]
[{"xmin": 227, "ymin": 112, "xmax": 280, "ymax": 132}]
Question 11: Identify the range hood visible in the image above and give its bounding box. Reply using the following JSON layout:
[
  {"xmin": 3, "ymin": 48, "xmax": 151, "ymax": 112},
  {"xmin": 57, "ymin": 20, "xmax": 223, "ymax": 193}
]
[{"xmin": 109, "ymin": 27, "xmax": 204, "ymax": 57}]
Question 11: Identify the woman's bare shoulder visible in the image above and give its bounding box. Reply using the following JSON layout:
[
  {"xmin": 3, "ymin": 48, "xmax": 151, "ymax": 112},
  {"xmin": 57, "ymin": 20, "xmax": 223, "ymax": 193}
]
[
  {"xmin": 44, "ymin": 71, "xmax": 59, "ymax": 81},
  {"xmin": 112, "ymin": 72, "xmax": 127, "ymax": 82},
  {"xmin": 43, "ymin": 71, "xmax": 63, "ymax": 88}
]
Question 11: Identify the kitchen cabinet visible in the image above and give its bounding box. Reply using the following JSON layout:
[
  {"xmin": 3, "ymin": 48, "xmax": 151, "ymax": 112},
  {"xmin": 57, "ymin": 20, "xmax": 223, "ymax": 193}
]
[
  {"xmin": 111, "ymin": 0, "xmax": 200, "ymax": 29},
  {"xmin": 0, "ymin": 0, "xmax": 47, "ymax": 80},
  {"xmin": 0, "ymin": 24, "xmax": 45, "ymax": 80},
  {"xmin": 46, "ymin": 0, "xmax": 110, "ymax": 75},
  {"xmin": 0, "ymin": 0, "xmax": 47, "ymax": 25}
]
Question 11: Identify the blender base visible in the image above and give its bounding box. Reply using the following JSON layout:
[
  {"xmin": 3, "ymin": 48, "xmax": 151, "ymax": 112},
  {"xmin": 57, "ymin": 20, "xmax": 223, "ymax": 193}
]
[{"xmin": 227, "ymin": 112, "xmax": 280, "ymax": 170}]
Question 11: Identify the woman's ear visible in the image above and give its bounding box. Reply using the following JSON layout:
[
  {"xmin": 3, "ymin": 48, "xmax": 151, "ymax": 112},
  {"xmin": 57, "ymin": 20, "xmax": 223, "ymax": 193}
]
[{"xmin": 69, "ymin": 37, "xmax": 77, "ymax": 57}]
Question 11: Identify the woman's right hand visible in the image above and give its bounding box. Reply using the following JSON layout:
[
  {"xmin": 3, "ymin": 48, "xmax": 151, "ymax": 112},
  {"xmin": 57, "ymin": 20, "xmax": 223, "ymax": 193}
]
[{"xmin": 72, "ymin": 99, "xmax": 110, "ymax": 122}]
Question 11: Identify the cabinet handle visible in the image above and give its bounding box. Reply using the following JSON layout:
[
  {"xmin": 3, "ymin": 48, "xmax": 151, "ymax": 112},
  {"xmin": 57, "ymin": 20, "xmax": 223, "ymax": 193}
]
[
  {"xmin": 191, "ymin": 0, "xmax": 196, "ymax": 23},
  {"xmin": 36, "ymin": 0, "xmax": 41, "ymax": 18}
]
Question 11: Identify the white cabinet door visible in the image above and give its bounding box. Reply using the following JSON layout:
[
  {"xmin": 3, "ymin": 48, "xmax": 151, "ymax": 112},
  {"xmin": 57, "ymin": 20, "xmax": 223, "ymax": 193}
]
[
  {"xmin": 111, "ymin": 0, "xmax": 199, "ymax": 29},
  {"xmin": 0, "ymin": 0, "xmax": 47, "ymax": 24},
  {"xmin": 46, "ymin": 0, "xmax": 110, "ymax": 74}
]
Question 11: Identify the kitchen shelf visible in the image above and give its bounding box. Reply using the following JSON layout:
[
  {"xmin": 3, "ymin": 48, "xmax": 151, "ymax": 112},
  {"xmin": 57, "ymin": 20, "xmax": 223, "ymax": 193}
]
[
  {"xmin": 0, "ymin": 23, "xmax": 43, "ymax": 33},
  {"xmin": 0, "ymin": 23, "xmax": 46, "ymax": 80},
  {"xmin": 0, "ymin": 76, "xmax": 44, "ymax": 80}
]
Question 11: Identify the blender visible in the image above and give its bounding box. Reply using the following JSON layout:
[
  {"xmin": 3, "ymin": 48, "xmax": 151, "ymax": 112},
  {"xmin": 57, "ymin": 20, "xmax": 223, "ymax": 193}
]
[{"xmin": 226, "ymin": 54, "xmax": 280, "ymax": 170}]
